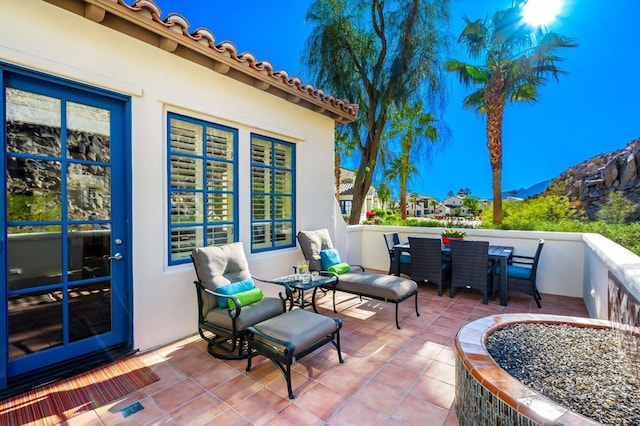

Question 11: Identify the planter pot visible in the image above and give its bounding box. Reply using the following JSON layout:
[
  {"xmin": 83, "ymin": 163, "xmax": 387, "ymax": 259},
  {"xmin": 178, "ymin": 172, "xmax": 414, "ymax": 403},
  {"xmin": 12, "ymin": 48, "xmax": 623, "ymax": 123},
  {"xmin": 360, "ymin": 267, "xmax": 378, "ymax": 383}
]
[{"xmin": 441, "ymin": 236, "xmax": 464, "ymax": 246}]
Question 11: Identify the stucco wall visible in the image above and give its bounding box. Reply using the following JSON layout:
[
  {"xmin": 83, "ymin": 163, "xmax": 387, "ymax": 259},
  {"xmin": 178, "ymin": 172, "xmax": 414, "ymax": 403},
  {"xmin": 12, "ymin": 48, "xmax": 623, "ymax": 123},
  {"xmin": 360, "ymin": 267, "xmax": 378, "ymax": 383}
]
[{"xmin": 2, "ymin": 0, "xmax": 340, "ymax": 351}]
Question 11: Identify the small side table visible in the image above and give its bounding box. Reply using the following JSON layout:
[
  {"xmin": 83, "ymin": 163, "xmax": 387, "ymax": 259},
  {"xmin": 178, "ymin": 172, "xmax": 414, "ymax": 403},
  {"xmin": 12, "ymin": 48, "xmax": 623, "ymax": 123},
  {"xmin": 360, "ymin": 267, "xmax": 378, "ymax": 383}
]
[{"xmin": 270, "ymin": 273, "xmax": 337, "ymax": 312}]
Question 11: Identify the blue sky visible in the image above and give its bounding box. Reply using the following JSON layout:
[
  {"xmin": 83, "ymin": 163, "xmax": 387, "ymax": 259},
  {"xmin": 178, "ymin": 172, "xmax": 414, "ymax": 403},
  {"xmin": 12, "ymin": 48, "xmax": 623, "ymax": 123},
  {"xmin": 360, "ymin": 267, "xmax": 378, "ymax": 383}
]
[{"xmin": 153, "ymin": 0, "xmax": 640, "ymax": 200}]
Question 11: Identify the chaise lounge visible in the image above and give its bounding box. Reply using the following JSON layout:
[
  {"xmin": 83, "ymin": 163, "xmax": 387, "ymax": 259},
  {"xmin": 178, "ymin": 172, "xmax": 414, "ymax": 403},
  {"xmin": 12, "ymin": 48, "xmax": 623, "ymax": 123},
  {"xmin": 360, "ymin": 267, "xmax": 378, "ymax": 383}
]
[{"xmin": 297, "ymin": 229, "xmax": 419, "ymax": 329}]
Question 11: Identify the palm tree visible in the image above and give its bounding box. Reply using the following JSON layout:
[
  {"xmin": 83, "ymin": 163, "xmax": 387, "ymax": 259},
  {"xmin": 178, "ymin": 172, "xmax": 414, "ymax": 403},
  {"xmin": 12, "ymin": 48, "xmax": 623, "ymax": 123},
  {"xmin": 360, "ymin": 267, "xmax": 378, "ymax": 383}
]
[
  {"xmin": 377, "ymin": 181, "xmax": 391, "ymax": 210},
  {"xmin": 430, "ymin": 199, "xmax": 438, "ymax": 215},
  {"xmin": 385, "ymin": 101, "xmax": 439, "ymax": 220},
  {"xmin": 446, "ymin": 1, "xmax": 577, "ymax": 224},
  {"xmin": 409, "ymin": 192, "xmax": 421, "ymax": 217}
]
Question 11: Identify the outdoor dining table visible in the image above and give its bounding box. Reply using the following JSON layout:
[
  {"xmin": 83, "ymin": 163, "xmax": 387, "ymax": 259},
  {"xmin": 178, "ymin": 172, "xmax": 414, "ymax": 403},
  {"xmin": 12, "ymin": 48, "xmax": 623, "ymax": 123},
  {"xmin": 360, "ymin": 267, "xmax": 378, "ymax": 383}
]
[{"xmin": 393, "ymin": 241, "xmax": 514, "ymax": 306}]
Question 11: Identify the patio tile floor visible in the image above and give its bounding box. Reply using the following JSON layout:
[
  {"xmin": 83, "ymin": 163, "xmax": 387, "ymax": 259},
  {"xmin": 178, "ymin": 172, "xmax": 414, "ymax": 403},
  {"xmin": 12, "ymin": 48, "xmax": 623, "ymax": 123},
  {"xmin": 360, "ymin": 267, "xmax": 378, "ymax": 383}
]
[{"xmin": 61, "ymin": 283, "xmax": 588, "ymax": 425}]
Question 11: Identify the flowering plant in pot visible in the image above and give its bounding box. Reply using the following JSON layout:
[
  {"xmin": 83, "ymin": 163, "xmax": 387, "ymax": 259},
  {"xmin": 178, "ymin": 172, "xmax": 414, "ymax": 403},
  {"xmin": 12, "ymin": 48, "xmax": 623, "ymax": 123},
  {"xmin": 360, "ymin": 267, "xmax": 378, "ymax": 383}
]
[{"xmin": 441, "ymin": 229, "xmax": 468, "ymax": 245}]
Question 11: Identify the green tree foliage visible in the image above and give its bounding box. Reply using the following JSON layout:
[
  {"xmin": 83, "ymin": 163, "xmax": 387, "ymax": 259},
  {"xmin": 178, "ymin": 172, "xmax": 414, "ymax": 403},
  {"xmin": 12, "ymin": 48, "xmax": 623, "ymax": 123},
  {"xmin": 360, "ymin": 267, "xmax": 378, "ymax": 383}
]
[
  {"xmin": 596, "ymin": 191, "xmax": 636, "ymax": 224},
  {"xmin": 446, "ymin": 1, "xmax": 577, "ymax": 225},
  {"xmin": 383, "ymin": 100, "xmax": 440, "ymax": 220},
  {"xmin": 462, "ymin": 196, "xmax": 480, "ymax": 216},
  {"xmin": 481, "ymin": 195, "xmax": 575, "ymax": 229},
  {"xmin": 304, "ymin": 0, "xmax": 450, "ymax": 224}
]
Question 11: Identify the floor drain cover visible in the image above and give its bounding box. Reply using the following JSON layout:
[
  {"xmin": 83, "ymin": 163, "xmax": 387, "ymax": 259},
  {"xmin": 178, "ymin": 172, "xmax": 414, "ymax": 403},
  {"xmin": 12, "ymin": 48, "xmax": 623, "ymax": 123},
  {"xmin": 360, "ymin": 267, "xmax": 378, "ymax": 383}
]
[{"xmin": 120, "ymin": 401, "xmax": 144, "ymax": 418}]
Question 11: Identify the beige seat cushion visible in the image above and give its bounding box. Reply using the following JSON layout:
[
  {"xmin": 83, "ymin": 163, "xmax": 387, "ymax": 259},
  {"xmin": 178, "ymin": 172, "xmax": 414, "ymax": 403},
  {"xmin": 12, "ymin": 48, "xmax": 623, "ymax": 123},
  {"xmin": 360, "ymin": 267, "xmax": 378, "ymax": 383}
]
[
  {"xmin": 336, "ymin": 272, "xmax": 417, "ymax": 301},
  {"xmin": 252, "ymin": 309, "xmax": 339, "ymax": 356}
]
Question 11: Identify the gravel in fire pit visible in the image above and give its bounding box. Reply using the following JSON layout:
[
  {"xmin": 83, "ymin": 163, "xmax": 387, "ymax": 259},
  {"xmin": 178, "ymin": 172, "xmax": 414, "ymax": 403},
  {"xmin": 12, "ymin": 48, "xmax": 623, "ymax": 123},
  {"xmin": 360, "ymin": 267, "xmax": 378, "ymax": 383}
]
[{"xmin": 486, "ymin": 323, "xmax": 640, "ymax": 425}]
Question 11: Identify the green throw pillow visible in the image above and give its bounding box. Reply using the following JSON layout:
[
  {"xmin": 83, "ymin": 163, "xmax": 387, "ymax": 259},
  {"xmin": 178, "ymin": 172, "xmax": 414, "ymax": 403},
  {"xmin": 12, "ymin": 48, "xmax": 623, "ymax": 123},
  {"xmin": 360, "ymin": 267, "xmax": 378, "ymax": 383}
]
[
  {"xmin": 328, "ymin": 262, "xmax": 350, "ymax": 275},
  {"xmin": 227, "ymin": 288, "xmax": 264, "ymax": 310}
]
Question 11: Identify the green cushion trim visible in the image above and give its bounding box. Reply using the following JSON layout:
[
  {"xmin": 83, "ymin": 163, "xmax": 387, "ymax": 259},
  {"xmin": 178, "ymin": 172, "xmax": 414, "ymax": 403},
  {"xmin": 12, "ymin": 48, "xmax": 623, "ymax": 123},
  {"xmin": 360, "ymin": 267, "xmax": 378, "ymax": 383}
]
[
  {"xmin": 228, "ymin": 287, "xmax": 264, "ymax": 310},
  {"xmin": 328, "ymin": 262, "xmax": 351, "ymax": 275}
]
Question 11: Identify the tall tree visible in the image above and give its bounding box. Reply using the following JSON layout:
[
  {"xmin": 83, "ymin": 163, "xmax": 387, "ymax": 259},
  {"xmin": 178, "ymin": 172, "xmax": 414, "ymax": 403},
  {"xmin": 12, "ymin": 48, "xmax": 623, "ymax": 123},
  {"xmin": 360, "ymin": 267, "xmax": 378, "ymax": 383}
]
[
  {"xmin": 446, "ymin": 1, "xmax": 576, "ymax": 224},
  {"xmin": 385, "ymin": 100, "xmax": 439, "ymax": 220},
  {"xmin": 377, "ymin": 181, "xmax": 391, "ymax": 210},
  {"xmin": 304, "ymin": 0, "xmax": 450, "ymax": 224}
]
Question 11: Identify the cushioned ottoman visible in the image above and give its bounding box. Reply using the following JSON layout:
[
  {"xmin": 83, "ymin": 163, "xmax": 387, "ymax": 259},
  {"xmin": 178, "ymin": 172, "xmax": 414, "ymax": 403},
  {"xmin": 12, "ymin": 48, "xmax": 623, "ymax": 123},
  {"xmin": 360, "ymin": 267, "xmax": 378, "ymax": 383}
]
[
  {"xmin": 246, "ymin": 308, "xmax": 343, "ymax": 399},
  {"xmin": 332, "ymin": 272, "xmax": 419, "ymax": 329}
]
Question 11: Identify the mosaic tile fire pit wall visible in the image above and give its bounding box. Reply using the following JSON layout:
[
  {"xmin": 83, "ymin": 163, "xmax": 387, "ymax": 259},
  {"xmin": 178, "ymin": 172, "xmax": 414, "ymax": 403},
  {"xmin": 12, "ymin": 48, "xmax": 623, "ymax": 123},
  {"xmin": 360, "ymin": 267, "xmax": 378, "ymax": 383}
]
[
  {"xmin": 454, "ymin": 272, "xmax": 640, "ymax": 425},
  {"xmin": 608, "ymin": 271, "xmax": 640, "ymax": 380}
]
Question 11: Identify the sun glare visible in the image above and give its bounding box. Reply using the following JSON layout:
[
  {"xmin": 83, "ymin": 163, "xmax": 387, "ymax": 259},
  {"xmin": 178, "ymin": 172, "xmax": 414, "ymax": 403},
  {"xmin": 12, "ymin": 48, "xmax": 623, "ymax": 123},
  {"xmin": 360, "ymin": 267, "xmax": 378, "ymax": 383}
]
[{"xmin": 521, "ymin": 0, "xmax": 563, "ymax": 27}]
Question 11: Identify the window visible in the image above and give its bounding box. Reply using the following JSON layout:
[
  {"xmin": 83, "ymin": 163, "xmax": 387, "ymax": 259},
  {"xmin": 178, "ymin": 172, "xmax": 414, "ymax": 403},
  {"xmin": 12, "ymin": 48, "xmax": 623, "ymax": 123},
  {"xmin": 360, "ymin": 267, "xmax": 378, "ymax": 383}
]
[
  {"xmin": 168, "ymin": 113, "xmax": 237, "ymax": 264},
  {"xmin": 340, "ymin": 200, "xmax": 352, "ymax": 215},
  {"xmin": 251, "ymin": 134, "xmax": 295, "ymax": 252}
]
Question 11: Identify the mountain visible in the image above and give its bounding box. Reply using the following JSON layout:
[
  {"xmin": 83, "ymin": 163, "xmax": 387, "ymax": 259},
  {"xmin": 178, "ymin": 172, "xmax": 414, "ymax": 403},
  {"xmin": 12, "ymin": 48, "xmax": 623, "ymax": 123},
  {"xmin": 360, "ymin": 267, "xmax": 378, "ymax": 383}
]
[
  {"xmin": 502, "ymin": 180, "xmax": 550, "ymax": 199},
  {"xmin": 542, "ymin": 137, "xmax": 640, "ymax": 221}
]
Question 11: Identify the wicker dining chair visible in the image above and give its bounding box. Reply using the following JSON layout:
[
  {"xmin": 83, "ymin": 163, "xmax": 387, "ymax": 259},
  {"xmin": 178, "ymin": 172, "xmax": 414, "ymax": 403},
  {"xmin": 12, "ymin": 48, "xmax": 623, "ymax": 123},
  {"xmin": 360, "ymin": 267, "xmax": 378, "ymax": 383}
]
[
  {"xmin": 408, "ymin": 237, "xmax": 450, "ymax": 296},
  {"xmin": 449, "ymin": 239, "xmax": 492, "ymax": 304},
  {"xmin": 493, "ymin": 239, "xmax": 545, "ymax": 307},
  {"xmin": 383, "ymin": 232, "xmax": 412, "ymax": 277}
]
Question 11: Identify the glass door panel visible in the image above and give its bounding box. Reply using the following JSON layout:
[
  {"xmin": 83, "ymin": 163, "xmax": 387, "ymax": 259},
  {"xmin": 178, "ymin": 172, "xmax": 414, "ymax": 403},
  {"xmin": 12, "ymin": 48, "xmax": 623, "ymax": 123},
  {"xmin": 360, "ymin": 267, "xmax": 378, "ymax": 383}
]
[{"xmin": 2, "ymin": 72, "xmax": 129, "ymax": 383}]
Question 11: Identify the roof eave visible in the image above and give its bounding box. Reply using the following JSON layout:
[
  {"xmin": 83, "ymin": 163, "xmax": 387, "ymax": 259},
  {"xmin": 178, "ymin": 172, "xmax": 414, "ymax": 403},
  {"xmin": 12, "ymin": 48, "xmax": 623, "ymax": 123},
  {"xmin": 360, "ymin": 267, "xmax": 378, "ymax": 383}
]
[{"xmin": 42, "ymin": 0, "xmax": 358, "ymax": 123}]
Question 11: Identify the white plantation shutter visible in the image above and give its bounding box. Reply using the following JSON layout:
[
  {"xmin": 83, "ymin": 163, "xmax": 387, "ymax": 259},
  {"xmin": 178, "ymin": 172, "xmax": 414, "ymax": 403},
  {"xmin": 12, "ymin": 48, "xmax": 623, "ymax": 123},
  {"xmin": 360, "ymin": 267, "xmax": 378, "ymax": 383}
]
[
  {"xmin": 250, "ymin": 134, "xmax": 295, "ymax": 251},
  {"xmin": 168, "ymin": 114, "xmax": 237, "ymax": 264}
]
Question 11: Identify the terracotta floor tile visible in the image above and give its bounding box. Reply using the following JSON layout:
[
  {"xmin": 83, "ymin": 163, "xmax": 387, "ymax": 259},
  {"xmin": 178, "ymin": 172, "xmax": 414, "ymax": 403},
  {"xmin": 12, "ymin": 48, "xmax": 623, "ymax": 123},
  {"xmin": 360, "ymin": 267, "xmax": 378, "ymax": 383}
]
[
  {"xmin": 389, "ymin": 350, "xmax": 434, "ymax": 372},
  {"xmin": 211, "ymin": 374, "xmax": 262, "ymax": 406},
  {"xmin": 168, "ymin": 348, "xmax": 216, "ymax": 376},
  {"xmin": 411, "ymin": 376, "xmax": 456, "ymax": 410},
  {"xmin": 264, "ymin": 403, "xmax": 323, "ymax": 426},
  {"xmin": 373, "ymin": 362, "xmax": 420, "ymax": 392},
  {"xmin": 391, "ymin": 394, "xmax": 450, "ymax": 426},
  {"xmin": 143, "ymin": 362, "xmax": 189, "ymax": 396},
  {"xmin": 328, "ymin": 398, "xmax": 388, "ymax": 426},
  {"xmin": 203, "ymin": 408, "xmax": 252, "ymax": 426},
  {"xmin": 354, "ymin": 380, "xmax": 405, "ymax": 414},
  {"xmin": 424, "ymin": 360, "xmax": 456, "ymax": 385},
  {"xmin": 190, "ymin": 361, "xmax": 241, "ymax": 390},
  {"xmin": 320, "ymin": 365, "xmax": 368, "ymax": 395},
  {"xmin": 167, "ymin": 393, "xmax": 227, "ymax": 425},
  {"xmin": 293, "ymin": 383, "xmax": 347, "ymax": 420},
  {"xmin": 232, "ymin": 388, "xmax": 290, "ymax": 424},
  {"xmin": 151, "ymin": 378, "xmax": 206, "ymax": 413}
]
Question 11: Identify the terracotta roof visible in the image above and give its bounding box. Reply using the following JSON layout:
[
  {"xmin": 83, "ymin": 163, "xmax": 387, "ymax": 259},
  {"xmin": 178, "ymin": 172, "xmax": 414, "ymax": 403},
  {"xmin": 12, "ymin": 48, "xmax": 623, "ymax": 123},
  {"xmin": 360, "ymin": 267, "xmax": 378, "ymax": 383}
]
[{"xmin": 43, "ymin": 0, "xmax": 358, "ymax": 123}]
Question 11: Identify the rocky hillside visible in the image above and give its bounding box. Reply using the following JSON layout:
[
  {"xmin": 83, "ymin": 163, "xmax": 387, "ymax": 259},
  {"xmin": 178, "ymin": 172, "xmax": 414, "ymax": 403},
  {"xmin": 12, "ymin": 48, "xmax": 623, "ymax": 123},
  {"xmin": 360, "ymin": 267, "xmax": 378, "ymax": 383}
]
[{"xmin": 544, "ymin": 137, "xmax": 640, "ymax": 221}]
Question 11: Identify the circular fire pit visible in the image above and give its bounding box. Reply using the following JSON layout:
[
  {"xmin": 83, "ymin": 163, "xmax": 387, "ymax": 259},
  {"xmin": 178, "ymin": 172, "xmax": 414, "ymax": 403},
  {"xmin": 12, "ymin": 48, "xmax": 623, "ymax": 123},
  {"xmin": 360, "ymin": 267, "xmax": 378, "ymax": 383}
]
[{"xmin": 454, "ymin": 314, "xmax": 612, "ymax": 425}]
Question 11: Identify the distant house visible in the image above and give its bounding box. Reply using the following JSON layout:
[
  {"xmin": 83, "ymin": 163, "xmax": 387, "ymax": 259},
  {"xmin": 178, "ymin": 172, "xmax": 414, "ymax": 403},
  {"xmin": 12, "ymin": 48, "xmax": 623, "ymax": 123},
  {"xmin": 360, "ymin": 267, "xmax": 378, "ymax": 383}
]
[
  {"xmin": 1, "ymin": 0, "xmax": 357, "ymax": 394},
  {"xmin": 338, "ymin": 168, "xmax": 379, "ymax": 222}
]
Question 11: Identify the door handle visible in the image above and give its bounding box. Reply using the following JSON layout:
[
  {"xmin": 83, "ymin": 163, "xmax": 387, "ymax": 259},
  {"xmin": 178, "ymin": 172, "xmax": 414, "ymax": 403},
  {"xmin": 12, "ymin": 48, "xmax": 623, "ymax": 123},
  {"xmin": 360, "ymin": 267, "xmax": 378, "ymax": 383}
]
[{"xmin": 104, "ymin": 253, "xmax": 123, "ymax": 261}]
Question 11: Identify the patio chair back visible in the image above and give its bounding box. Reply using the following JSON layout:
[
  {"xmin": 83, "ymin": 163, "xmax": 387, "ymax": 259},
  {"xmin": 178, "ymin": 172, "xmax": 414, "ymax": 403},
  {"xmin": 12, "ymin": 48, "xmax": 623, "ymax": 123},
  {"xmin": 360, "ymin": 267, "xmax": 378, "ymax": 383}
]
[
  {"xmin": 408, "ymin": 237, "xmax": 450, "ymax": 296},
  {"xmin": 384, "ymin": 232, "xmax": 412, "ymax": 276},
  {"xmin": 449, "ymin": 239, "xmax": 491, "ymax": 304},
  {"xmin": 494, "ymin": 239, "xmax": 545, "ymax": 307}
]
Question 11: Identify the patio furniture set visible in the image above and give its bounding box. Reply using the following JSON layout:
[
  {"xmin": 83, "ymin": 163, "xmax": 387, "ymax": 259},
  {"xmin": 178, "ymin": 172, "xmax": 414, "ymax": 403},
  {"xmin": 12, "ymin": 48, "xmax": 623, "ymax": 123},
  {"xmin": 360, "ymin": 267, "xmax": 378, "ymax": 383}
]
[
  {"xmin": 385, "ymin": 232, "xmax": 544, "ymax": 308},
  {"xmin": 189, "ymin": 228, "xmax": 543, "ymax": 399}
]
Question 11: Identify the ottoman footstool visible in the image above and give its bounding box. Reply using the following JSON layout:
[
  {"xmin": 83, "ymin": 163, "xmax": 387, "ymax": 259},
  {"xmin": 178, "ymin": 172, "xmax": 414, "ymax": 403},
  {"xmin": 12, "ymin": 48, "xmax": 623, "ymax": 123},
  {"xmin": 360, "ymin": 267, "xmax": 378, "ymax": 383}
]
[{"xmin": 246, "ymin": 308, "xmax": 343, "ymax": 399}]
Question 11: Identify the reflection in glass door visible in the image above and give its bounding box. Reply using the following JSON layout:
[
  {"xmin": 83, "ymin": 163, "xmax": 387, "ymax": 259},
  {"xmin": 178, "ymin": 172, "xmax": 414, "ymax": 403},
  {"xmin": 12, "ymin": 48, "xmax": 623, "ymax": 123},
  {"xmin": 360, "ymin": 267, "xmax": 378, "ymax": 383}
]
[{"xmin": 2, "ymin": 71, "xmax": 130, "ymax": 387}]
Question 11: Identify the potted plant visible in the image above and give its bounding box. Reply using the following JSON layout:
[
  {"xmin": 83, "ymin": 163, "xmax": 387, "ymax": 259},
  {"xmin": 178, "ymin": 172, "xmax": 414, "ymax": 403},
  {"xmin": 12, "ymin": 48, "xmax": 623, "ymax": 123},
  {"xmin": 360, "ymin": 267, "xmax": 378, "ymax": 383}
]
[{"xmin": 441, "ymin": 229, "xmax": 468, "ymax": 245}]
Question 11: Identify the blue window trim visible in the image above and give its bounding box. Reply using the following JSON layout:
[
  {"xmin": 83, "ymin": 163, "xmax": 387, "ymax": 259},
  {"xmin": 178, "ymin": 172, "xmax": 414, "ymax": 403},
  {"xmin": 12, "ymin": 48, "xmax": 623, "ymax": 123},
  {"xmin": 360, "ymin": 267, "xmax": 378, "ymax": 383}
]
[
  {"xmin": 167, "ymin": 112, "xmax": 239, "ymax": 265},
  {"xmin": 250, "ymin": 133, "xmax": 296, "ymax": 253}
]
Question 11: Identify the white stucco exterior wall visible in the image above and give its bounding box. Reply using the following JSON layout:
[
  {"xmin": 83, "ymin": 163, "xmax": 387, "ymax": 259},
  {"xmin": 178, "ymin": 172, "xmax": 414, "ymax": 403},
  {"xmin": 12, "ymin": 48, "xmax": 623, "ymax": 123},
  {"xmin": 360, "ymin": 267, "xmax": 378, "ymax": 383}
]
[{"xmin": 2, "ymin": 0, "xmax": 342, "ymax": 351}]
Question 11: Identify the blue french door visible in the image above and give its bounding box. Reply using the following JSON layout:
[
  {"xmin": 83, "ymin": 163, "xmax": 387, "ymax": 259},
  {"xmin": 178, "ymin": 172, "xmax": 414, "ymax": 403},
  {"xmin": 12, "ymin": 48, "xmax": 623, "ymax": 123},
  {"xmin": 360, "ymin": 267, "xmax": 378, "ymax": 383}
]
[{"xmin": 0, "ymin": 67, "xmax": 131, "ymax": 390}]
